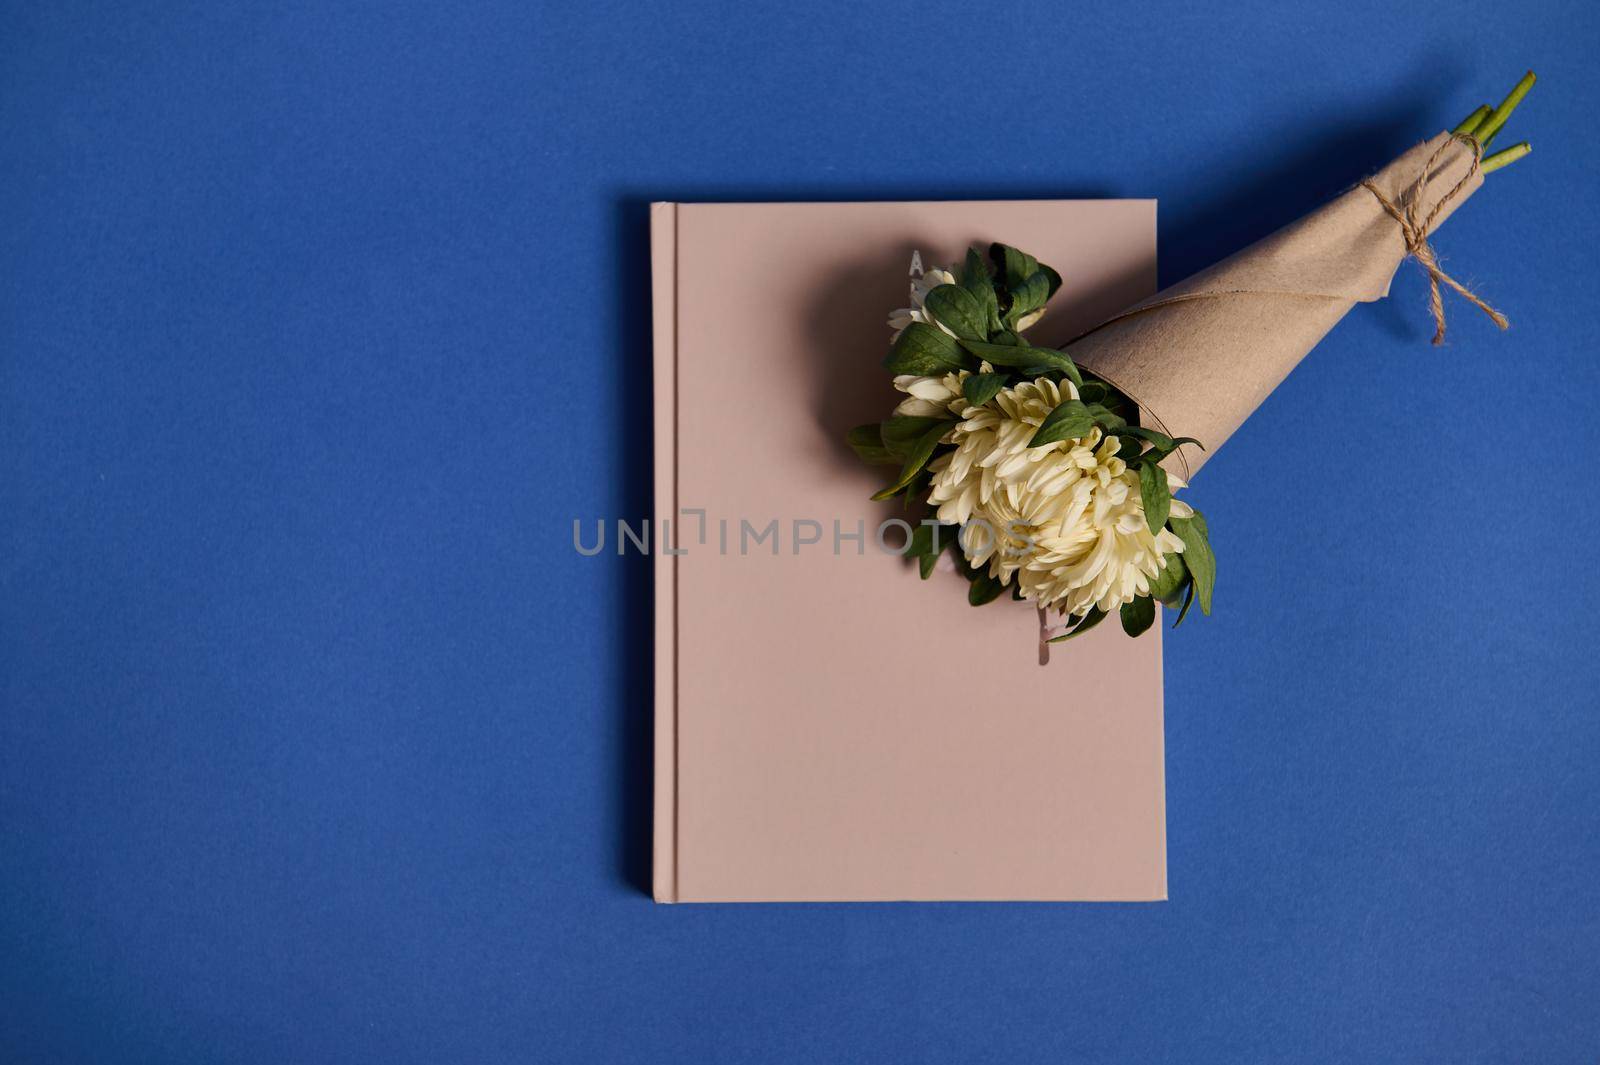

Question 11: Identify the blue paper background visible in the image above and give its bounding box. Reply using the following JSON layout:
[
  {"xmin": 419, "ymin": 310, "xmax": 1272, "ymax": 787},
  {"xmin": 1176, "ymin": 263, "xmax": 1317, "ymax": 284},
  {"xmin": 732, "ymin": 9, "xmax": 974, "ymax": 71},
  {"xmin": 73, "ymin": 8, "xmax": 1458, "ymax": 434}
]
[{"xmin": 3, "ymin": 2, "xmax": 1597, "ymax": 1061}]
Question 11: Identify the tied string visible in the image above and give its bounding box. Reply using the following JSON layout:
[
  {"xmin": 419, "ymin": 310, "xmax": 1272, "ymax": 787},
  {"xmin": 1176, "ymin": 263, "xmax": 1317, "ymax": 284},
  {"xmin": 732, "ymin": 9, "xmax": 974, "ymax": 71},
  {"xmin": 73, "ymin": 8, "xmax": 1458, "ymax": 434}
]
[{"xmin": 1360, "ymin": 134, "xmax": 1509, "ymax": 346}]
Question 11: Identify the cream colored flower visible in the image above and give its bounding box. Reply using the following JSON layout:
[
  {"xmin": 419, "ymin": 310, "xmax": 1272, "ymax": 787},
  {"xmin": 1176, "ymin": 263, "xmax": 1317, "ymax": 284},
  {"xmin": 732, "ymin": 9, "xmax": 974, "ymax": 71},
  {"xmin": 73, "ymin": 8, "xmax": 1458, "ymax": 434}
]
[
  {"xmin": 926, "ymin": 377, "xmax": 1189, "ymax": 617},
  {"xmin": 891, "ymin": 370, "xmax": 967, "ymax": 418},
  {"xmin": 889, "ymin": 358, "xmax": 999, "ymax": 419},
  {"xmin": 887, "ymin": 267, "xmax": 958, "ymax": 342}
]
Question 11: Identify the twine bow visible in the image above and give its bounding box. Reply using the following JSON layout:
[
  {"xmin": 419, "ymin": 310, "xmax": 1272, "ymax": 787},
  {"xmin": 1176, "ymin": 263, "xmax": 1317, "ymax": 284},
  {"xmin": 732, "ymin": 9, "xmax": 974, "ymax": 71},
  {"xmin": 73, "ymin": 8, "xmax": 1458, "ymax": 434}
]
[{"xmin": 1360, "ymin": 134, "xmax": 1509, "ymax": 346}]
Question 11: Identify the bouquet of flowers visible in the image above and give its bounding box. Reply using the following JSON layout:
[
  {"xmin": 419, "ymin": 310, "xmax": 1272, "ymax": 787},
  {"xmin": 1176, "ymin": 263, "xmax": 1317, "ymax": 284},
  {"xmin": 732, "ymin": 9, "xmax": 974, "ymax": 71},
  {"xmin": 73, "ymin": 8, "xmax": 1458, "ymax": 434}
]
[{"xmin": 848, "ymin": 73, "xmax": 1537, "ymax": 642}]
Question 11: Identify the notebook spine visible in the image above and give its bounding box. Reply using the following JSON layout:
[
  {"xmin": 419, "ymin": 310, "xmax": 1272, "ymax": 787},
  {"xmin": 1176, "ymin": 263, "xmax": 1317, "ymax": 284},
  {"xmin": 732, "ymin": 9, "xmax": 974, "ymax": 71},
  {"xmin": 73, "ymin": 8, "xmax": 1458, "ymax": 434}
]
[{"xmin": 650, "ymin": 202, "xmax": 679, "ymax": 903}]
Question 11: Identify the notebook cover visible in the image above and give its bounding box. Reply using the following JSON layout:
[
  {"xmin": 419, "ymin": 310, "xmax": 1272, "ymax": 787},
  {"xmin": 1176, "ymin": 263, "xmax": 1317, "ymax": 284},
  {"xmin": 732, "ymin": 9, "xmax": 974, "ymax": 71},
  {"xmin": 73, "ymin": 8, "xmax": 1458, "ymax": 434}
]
[{"xmin": 653, "ymin": 200, "xmax": 1163, "ymax": 902}]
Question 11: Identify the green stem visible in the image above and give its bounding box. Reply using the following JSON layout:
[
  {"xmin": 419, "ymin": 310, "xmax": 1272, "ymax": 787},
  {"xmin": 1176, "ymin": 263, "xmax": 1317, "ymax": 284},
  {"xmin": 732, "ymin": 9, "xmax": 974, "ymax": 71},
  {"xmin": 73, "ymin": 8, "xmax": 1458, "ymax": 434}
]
[
  {"xmin": 1454, "ymin": 104, "xmax": 1492, "ymax": 137},
  {"xmin": 1481, "ymin": 141, "xmax": 1532, "ymax": 173},
  {"xmin": 1475, "ymin": 70, "xmax": 1537, "ymax": 149}
]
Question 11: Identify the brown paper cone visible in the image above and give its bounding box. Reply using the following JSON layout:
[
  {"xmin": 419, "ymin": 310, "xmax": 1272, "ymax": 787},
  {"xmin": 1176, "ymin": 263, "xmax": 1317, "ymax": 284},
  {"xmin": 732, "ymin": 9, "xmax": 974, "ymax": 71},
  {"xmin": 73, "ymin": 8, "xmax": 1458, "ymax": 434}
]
[{"xmin": 1065, "ymin": 132, "xmax": 1484, "ymax": 478}]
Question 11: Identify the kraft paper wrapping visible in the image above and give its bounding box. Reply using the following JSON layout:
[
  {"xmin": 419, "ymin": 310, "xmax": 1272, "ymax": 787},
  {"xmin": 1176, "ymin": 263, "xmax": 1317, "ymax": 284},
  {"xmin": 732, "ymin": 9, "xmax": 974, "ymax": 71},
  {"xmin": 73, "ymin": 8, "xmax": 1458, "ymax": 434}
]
[{"xmin": 1067, "ymin": 132, "xmax": 1483, "ymax": 478}]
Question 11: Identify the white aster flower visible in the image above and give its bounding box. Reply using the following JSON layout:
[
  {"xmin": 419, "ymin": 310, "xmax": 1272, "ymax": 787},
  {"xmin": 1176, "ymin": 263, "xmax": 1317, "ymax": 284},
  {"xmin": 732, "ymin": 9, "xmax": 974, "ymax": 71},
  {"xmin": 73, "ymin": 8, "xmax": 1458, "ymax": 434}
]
[
  {"xmin": 926, "ymin": 377, "xmax": 1189, "ymax": 617},
  {"xmin": 888, "ymin": 267, "xmax": 958, "ymax": 342},
  {"xmin": 891, "ymin": 371, "xmax": 963, "ymax": 418},
  {"xmin": 889, "ymin": 360, "xmax": 994, "ymax": 419},
  {"xmin": 924, "ymin": 377, "xmax": 1077, "ymax": 524}
]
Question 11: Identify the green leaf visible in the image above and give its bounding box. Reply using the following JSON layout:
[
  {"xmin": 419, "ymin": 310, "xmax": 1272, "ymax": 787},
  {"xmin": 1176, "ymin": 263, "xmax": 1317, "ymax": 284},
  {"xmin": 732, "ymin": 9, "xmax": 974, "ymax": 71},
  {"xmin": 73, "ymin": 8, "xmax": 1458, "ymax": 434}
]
[
  {"xmin": 884, "ymin": 322, "xmax": 968, "ymax": 376},
  {"xmin": 903, "ymin": 521, "xmax": 939, "ymax": 558},
  {"xmin": 959, "ymin": 248, "xmax": 1001, "ymax": 333},
  {"xmin": 1120, "ymin": 595, "xmax": 1156, "ymax": 637},
  {"xmin": 958, "ymin": 340, "xmax": 1082, "ymax": 387},
  {"xmin": 1146, "ymin": 552, "xmax": 1188, "ymax": 604},
  {"xmin": 923, "ymin": 284, "xmax": 987, "ymax": 341},
  {"xmin": 845, "ymin": 423, "xmax": 896, "ymax": 465},
  {"xmin": 993, "ymin": 243, "xmax": 1039, "ymax": 287},
  {"xmin": 1115, "ymin": 435, "xmax": 1144, "ymax": 462},
  {"xmin": 1115, "ymin": 424, "xmax": 1175, "ymax": 452},
  {"xmin": 1076, "ymin": 380, "xmax": 1110, "ymax": 404},
  {"xmin": 1039, "ymin": 263, "xmax": 1063, "ymax": 297},
  {"xmin": 881, "ymin": 415, "xmax": 949, "ymax": 457},
  {"xmin": 871, "ymin": 423, "xmax": 948, "ymax": 501},
  {"xmin": 1085, "ymin": 403, "xmax": 1126, "ymax": 429},
  {"xmin": 1138, "ymin": 460, "xmax": 1170, "ymax": 534},
  {"xmin": 898, "ymin": 470, "xmax": 932, "ymax": 507},
  {"xmin": 1170, "ymin": 510, "xmax": 1215, "ymax": 616},
  {"xmin": 960, "ymin": 246, "xmax": 992, "ymax": 285},
  {"xmin": 1121, "ymin": 428, "xmax": 1206, "ymax": 461},
  {"xmin": 1005, "ymin": 271, "xmax": 1049, "ymax": 328},
  {"xmin": 962, "ymin": 373, "xmax": 1007, "ymax": 408},
  {"xmin": 1048, "ymin": 607, "xmax": 1106, "ymax": 643},
  {"xmin": 1029, "ymin": 399, "xmax": 1095, "ymax": 448},
  {"xmin": 904, "ymin": 522, "xmax": 949, "ymax": 579},
  {"xmin": 1098, "ymin": 392, "xmax": 1133, "ymax": 419},
  {"xmin": 1172, "ymin": 581, "xmax": 1195, "ymax": 628},
  {"xmin": 967, "ymin": 571, "xmax": 1005, "ymax": 606}
]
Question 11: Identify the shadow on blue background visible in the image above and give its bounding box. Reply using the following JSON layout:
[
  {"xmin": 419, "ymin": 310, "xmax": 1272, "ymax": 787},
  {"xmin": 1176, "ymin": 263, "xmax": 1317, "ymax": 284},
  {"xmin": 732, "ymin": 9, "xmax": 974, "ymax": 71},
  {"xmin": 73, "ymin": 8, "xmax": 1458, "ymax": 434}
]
[
  {"xmin": 3, "ymin": 2, "xmax": 1597, "ymax": 1063},
  {"xmin": 608, "ymin": 199, "xmax": 656, "ymax": 895}
]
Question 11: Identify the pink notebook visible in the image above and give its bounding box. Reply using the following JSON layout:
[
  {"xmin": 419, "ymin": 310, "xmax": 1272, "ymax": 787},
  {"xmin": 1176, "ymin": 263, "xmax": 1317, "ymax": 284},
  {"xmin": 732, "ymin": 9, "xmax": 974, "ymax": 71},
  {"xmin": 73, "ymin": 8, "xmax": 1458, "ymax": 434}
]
[{"xmin": 652, "ymin": 200, "xmax": 1164, "ymax": 902}]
